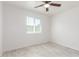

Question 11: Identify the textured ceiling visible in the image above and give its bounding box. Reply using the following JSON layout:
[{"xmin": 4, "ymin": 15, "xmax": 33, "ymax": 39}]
[{"xmin": 3, "ymin": 1, "xmax": 79, "ymax": 16}]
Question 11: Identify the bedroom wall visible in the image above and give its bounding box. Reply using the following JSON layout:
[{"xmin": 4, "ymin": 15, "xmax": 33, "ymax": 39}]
[
  {"xmin": 0, "ymin": 2, "xmax": 3, "ymax": 56},
  {"xmin": 51, "ymin": 7, "xmax": 79, "ymax": 51},
  {"xmin": 3, "ymin": 3, "xmax": 51, "ymax": 52}
]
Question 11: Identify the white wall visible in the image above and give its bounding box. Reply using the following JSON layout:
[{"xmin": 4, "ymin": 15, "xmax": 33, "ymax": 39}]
[
  {"xmin": 51, "ymin": 7, "xmax": 79, "ymax": 51},
  {"xmin": 0, "ymin": 2, "xmax": 2, "ymax": 56},
  {"xmin": 3, "ymin": 3, "xmax": 51, "ymax": 52}
]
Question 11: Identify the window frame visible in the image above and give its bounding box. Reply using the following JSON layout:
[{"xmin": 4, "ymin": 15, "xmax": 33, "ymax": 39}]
[{"xmin": 26, "ymin": 16, "xmax": 42, "ymax": 34}]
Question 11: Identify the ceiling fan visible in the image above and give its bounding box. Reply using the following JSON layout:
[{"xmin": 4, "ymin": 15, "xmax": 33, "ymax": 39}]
[{"xmin": 34, "ymin": 1, "xmax": 61, "ymax": 12}]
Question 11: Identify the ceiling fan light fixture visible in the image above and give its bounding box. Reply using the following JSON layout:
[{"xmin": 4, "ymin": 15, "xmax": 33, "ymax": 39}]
[{"xmin": 44, "ymin": 4, "xmax": 50, "ymax": 8}]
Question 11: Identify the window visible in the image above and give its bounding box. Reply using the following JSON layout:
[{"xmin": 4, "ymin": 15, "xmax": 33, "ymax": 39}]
[{"xmin": 26, "ymin": 16, "xmax": 41, "ymax": 33}]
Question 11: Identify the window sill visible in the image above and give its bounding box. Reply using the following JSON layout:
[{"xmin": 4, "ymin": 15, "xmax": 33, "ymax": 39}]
[{"xmin": 26, "ymin": 32, "xmax": 41, "ymax": 34}]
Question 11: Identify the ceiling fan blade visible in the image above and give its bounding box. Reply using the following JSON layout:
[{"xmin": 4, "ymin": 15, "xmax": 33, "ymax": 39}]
[
  {"xmin": 46, "ymin": 8, "xmax": 49, "ymax": 12},
  {"xmin": 42, "ymin": 1, "xmax": 51, "ymax": 4},
  {"xmin": 50, "ymin": 3, "xmax": 61, "ymax": 7},
  {"xmin": 34, "ymin": 4, "xmax": 45, "ymax": 8}
]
